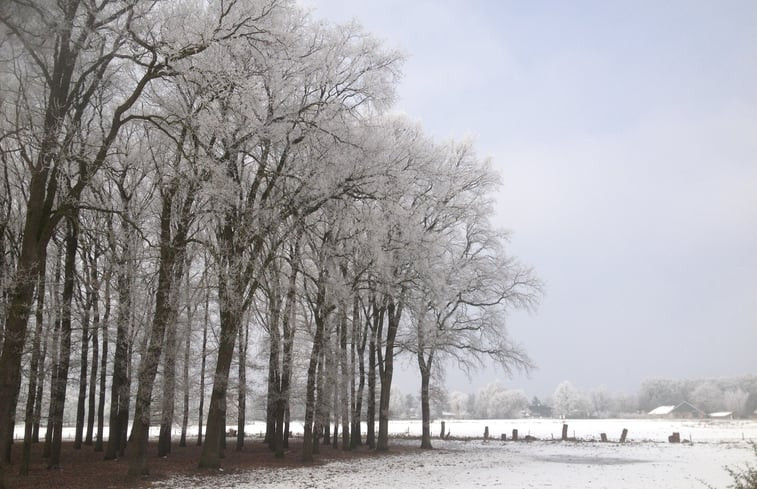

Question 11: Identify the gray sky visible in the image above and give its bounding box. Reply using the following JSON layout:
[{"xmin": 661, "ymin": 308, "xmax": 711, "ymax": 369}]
[{"xmin": 303, "ymin": 0, "xmax": 757, "ymax": 397}]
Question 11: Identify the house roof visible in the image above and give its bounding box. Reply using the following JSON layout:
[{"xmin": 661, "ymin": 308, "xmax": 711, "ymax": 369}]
[
  {"xmin": 709, "ymin": 411, "xmax": 733, "ymax": 418},
  {"xmin": 649, "ymin": 405, "xmax": 676, "ymax": 415},
  {"xmin": 648, "ymin": 402, "xmax": 705, "ymax": 416}
]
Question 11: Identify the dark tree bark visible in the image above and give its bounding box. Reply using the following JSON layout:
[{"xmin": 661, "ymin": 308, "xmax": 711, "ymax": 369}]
[
  {"xmin": 95, "ymin": 264, "xmax": 110, "ymax": 452},
  {"xmin": 128, "ymin": 177, "xmax": 195, "ymax": 476},
  {"xmin": 198, "ymin": 281, "xmax": 242, "ymax": 468},
  {"xmin": 377, "ymin": 295, "xmax": 402, "ymax": 451},
  {"xmin": 179, "ymin": 273, "xmax": 193, "ymax": 448},
  {"xmin": 350, "ymin": 294, "xmax": 367, "ymax": 449},
  {"xmin": 418, "ymin": 352, "xmax": 433, "ymax": 449},
  {"xmin": 104, "ymin": 213, "xmax": 133, "ymax": 462},
  {"xmin": 157, "ymin": 316, "xmax": 178, "ymax": 458},
  {"xmin": 20, "ymin": 253, "xmax": 47, "ymax": 475},
  {"xmin": 366, "ymin": 300, "xmax": 382, "ymax": 449},
  {"xmin": 236, "ymin": 321, "xmax": 249, "ymax": 451},
  {"xmin": 274, "ymin": 240, "xmax": 300, "ymax": 458},
  {"xmin": 85, "ymin": 249, "xmax": 100, "ymax": 445},
  {"xmin": 44, "ymin": 247, "xmax": 63, "ymax": 460},
  {"xmin": 49, "ymin": 212, "xmax": 80, "ymax": 468},
  {"xmin": 197, "ymin": 281, "xmax": 209, "ymax": 447},
  {"xmin": 32, "ymin": 321, "xmax": 48, "ymax": 444},
  {"xmin": 73, "ymin": 272, "xmax": 92, "ymax": 449},
  {"xmin": 339, "ymin": 310, "xmax": 350, "ymax": 451},
  {"xmin": 302, "ymin": 271, "xmax": 329, "ymax": 462}
]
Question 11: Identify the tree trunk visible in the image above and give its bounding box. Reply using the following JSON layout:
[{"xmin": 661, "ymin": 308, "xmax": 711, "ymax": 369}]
[
  {"xmin": 198, "ymin": 289, "xmax": 242, "ymax": 468},
  {"xmin": 85, "ymin": 259, "xmax": 100, "ymax": 445},
  {"xmin": 128, "ymin": 183, "xmax": 192, "ymax": 476},
  {"xmin": 339, "ymin": 311, "xmax": 350, "ymax": 451},
  {"xmin": 49, "ymin": 214, "xmax": 80, "ymax": 468},
  {"xmin": 366, "ymin": 304, "xmax": 379, "ymax": 449},
  {"xmin": 302, "ymin": 276, "xmax": 328, "ymax": 462},
  {"xmin": 157, "ymin": 315, "xmax": 178, "ymax": 458},
  {"xmin": 179, "ymin": 296, "xmax": 191, "ymax": 447},
  {"xmin": 104, "ymin": 216, "xmax": 132, "ymax": 461},
  {"xmin": 73, "ymin": 283, "xmax": 91, "ymax": 449},
  {"xmin": 377, "ymin": 295, "xmax": 402, "ymax": 451},
  {"xmin": 44, "ymin": 248, "xmax": 63, "ymax": 460},
  {"xmin": 197, "ymin": 284, "xmax": 209, "ymax": 447},
  {"xmin": 236, "ymin": 321, "xmax": 248, "ymax": 451},
  {"xmin": 419, "ymin": 359, "xmax": 433, "ymax": 449},
  {"xmin": 94, "ymin": 270, "xmax": 110, "ymax": 452},
  {"xmin": 20, "ymin": 255, "xmax": 47, "ymax": 475},
  {"xmin": 276, "ymin": 243, "xmax": 299, "ymax": 457}
]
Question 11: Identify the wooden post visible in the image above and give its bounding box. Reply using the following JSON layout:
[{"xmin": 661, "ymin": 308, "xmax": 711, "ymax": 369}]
[
  {"xmin": 512, "ymin": 429, "xmax": 518, "ymax": 441},
  {"xmin": 440, "ymin": 421, "xmax": 445, "ymax": 439},
  {"xmin": 500, "ymin": 433, "xmax": 507, "ymax": 441},
  {"xmin": 484, "ymin": 426, "xmax": 489, "ymax": 440},
  {"xmin": 620, "ymin": 428, "xmax": 628, "ymax": 443},
  {"xmin": 600, "ymin": 433, "xmax": 607, "ymax": 442},
  {"xmin": 561, "ymin": 423, "xmax": 568, "ymax": 441}
]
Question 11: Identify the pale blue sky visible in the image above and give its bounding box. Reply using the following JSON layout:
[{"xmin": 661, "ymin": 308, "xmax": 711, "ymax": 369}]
[{"xmin": 304, "ymin": 0, "xmax": 757, "ymax": 397}]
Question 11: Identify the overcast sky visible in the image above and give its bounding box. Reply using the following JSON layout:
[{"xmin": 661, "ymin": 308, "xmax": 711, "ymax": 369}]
[{"xmin": 303, "ymin": 0, "xmax": 757, "ymax": 397}]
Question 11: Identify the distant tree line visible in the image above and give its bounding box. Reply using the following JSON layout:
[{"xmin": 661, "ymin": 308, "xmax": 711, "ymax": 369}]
[
  {"xmin": 0, "ymin": 0, "xmax": 540, "ymax": 484},
  {"xmin": 438, "ymin": 376, "xmax": 757, "ymax": 420}
]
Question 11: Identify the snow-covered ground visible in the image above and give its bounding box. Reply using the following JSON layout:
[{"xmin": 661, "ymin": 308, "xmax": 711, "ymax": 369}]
[
  {"xmin": 15, "ymin": 419, "xmax": 756, "ymax": 488},
  {"xmin": 147, "ymin": 419, "xmax": 757, "ymax": 489},
  {"xmin": 154, "ymin": 438, "xmax": 755, "ymax": 489}
]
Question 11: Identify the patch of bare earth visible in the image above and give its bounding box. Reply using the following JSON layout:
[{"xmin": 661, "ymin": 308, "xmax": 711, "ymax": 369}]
[{"xmin": 3, "ymin": 438, "xmax": 420, "ymax": 489}]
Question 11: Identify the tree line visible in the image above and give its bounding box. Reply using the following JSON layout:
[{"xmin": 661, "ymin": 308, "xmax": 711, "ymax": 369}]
[{"xmin": 0, "ymin": 0, "xmax": 540, "ymax": 483}]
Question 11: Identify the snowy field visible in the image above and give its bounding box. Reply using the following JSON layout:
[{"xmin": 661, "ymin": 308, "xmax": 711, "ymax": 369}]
[
  {"xmin": 16, "ymin": 419, "xmax": 757, "ymax": 488},
  {"xmin": 147, "ymin": 419, "xmax": 756, "ymax": 489},
  {"xmin": 154, "ymin": 438, "xmax": 755, "ymax": 489}
]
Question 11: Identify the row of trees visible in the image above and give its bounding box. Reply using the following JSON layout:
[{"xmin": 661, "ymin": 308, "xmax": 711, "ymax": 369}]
[
  {"xmin": 0, "ymin": 0, "xmax": 539, "ymax": 484},
  {"xmin": 638, "ymin": 377, "xmax": 757, "ymax": 416}
]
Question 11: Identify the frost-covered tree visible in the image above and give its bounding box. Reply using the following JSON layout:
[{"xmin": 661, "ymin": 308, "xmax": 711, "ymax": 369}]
[{"xmin": 552, "ymin": 381, "xmax": 590, "ymax": 418}]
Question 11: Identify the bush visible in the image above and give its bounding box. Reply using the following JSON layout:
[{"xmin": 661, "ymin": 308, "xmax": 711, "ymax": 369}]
[{"xmin": 724, "ymin": 442, "xmax": 757, "ymax": 489}]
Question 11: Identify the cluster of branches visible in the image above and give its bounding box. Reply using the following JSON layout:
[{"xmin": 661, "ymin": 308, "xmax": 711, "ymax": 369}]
[{"xmin": 0, "ymin": 0, "xmax": 540, "ymax": 482}]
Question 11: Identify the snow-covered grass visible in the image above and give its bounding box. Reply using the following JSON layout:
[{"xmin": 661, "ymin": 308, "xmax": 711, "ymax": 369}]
[
  {"xmin": 16, "ymin": 419, "xmax": 756, "ymax": 488},
  {"xmin": 146, "ymin": 419, "xmax": 757, "ymax": 489},
  {"xmin": 154, "ymin": 438, "xmax": 755, "ymax": 489}
]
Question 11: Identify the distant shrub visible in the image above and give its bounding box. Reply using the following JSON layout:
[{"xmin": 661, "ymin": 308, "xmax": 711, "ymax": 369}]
[{"xmin": 724, "ymin": 442, "xmax": 757, "ymax": 489}]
